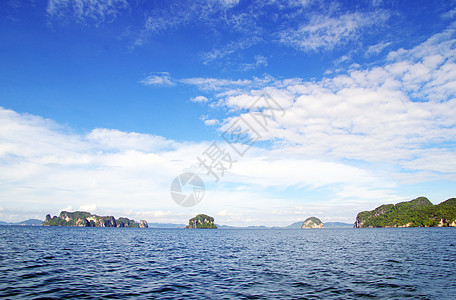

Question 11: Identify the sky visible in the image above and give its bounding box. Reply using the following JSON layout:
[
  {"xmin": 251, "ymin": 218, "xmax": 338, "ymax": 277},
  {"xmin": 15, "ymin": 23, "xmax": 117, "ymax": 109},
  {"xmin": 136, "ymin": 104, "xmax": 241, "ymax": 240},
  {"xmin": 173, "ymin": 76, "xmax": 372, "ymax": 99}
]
[{"xmin": 0, "ymin": 0, "xmax": 455, "ymax": 226}]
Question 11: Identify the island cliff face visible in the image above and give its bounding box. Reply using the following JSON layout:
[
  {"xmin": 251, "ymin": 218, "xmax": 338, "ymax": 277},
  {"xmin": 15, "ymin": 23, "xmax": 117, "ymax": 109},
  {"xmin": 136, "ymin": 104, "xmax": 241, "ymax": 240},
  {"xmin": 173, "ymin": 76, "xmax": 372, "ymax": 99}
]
[
  {"xmin": 301, "ymin": 217, "xmax": 324, "ymax": 229},
  {"xmin": 42, "ymin": 211, "xmax": 148, "ymax": 228},
  {"xmin": 185, "ymin": 214, "xmax": 217, "ymax": 229},
  {"xmin": 354, "ymin": 197, "xmax": 456, "ymax": 228}
]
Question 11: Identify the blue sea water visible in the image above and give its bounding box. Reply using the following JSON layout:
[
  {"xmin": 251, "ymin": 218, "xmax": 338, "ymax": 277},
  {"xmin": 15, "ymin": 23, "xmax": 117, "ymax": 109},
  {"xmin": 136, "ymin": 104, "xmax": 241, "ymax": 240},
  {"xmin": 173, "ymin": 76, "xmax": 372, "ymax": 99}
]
[{"xmin": 0, "ymin": 226, "xmax": 455, "ymax": 299}]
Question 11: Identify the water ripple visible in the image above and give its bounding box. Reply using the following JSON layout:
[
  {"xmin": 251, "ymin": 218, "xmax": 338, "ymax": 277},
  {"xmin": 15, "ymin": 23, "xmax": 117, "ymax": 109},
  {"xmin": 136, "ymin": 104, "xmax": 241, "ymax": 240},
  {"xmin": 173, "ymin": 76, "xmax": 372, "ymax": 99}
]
[{"xmin": 0, "ymin": 227, "xmax": 455, "ymax": 299}]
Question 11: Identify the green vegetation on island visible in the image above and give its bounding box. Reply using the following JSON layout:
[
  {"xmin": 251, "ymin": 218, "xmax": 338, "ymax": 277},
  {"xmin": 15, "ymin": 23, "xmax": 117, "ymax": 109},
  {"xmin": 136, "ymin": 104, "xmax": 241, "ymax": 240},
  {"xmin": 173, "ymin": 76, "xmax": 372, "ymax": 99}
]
[
  {"xmin": 42, "ymin": 211, "xmax": 148, "ymax": 228},
  {"xmin": 185, "ymin": 214, "xmax": 217, "ymax": 229},
  {"xmin": 354, "ymin": 197, "xmax": 456, "ymax": 228},
  {"xmin": 301, "ymin": 217, "xmax": 324, "ymax": 229}
]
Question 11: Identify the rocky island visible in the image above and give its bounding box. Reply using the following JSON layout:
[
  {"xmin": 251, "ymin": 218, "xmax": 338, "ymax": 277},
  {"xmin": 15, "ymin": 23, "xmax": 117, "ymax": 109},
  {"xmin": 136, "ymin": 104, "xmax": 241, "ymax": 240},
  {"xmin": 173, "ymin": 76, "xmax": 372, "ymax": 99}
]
[
  {"xmin": 354, "ymin": 197, "xmax": 456, "ymax": 228},
  {"xmin": 42, "ymin": 211, "xmax": 148, "ymax": 228},
  {"xmin": 301, "ymin": 217, "xmax": 324, "ymax": 229},
  {"xmin": 185, "ymin": 214, "xmax": 217, "ymax": 229}
]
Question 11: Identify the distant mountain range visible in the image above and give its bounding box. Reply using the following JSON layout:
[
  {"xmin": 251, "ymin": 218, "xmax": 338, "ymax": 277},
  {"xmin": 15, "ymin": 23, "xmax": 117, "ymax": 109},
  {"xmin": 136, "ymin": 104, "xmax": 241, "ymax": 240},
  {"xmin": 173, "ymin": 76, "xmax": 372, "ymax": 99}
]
[
  {"xmin": 147, "ymin": 223, "xmax": 186, "ymax": 228},
  {"xmin": 217, "ymin": 225, "xmax": 271, "ymax": 229},
  {"xmin": 0, "ymin": 219, "xmax": 43, "ymax": 226},
  {"xmin": 324, "ymin": 222, "xmax": 354, "ymax": 228}
]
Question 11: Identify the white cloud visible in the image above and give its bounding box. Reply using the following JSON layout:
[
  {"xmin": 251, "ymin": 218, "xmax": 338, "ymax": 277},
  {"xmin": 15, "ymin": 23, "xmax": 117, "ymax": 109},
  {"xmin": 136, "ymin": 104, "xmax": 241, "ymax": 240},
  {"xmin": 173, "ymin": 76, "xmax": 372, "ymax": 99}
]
[
  {"xmin": 47, "ymin": 0, "xmax": 128, "ymax": 26},
  {"xmin": 199, "ymin": 114, "xmax": 219, "ymax": 126},
  {"xmin": 201, "ymin": 37, "xmax": 262, "ymax": 64},
  {"xmin": 0, "ymin": 105, "xmax": 403, "ymax": 224},
  {"xmin": 204, "ymin": 119, "xmax": 219, "ymax": 126},
  {"xmin": 227, "ymin": 151, "xmax": 387, "ymax": 190},
  {"xmin": 44, "ymin": 0, "xmax": 397, "ymax": 70},
  {"xmin": 141, "ymin": 32, "xmax": 456, "ymax": 180},
  {"xmin": 140, "ymin": 72, "xmax": 174, "ymax": 86},
  {"xmin": 133, "ymin": 0, "xmax": 248, "ymax": 47},
  {"xmin": 238, "ymin": 55, "xmax": 269, "ymax": 71},
  {"xmin": 190, "ymin": 96, "xmax": 209, "ymax": 103},
  {"xmin": 219, "ymin": 0, "xmax": 239, "ymax": 8},
  {"xmin": 217, "ymin": 209, "xmax": 229, "ymax": 216},
  {"xmin": 87, "ymin": 128, "xmax": 175, "ymax": 151},
  {"xmin": 442, "ymin": 7, "xmax": 456, "ymax": 19},
  {"xmin": 287, "ymin": 0, "xmax": 312, "ymax": 8},
  {"xmin": 140, "ymin": 73, "xmax": 260, "ymax": 92},
  {"xmin": 254, "ymin": 55, "xmax": 268, "ymax": 67},
  {"xmin": 279, "ymin": 12, "xmax": 389, "ymax": 52},
  {"xmin": 141, "ymin": 74, "xmax": 278, "ymax": 96},
  {"xmin": 179, "ymin": 77, "xmax": 252, "ymax": 91},
  {"xmin": 365, "ymin": 41, "xmax": 391, "ymax": 56},
  {"xmin": 197, "ymin": 24, "xmax": 456, "ymax": 181},
  {"xmin": 131, "ymin": 1, "xmax": 394, "ymax": 65},
  {"xmin": 79, "ymin": 204, "xmax": 97, "ymax": 211},
  {"xmin": 62, "ymin": 205, "xmax": 73, "ymax": 212},
  {"xmin": 400, "ymin": 149, "xmax": 456, "ymax": 174},
  {"xmin": 0, "ymin": 106, "xmax": 197, "ymax": 219}
]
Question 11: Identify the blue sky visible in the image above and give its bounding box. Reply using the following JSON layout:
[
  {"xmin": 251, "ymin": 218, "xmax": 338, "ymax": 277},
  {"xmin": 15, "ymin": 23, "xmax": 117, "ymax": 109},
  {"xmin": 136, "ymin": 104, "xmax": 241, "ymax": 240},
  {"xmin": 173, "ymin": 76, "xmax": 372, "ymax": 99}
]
[{"xmin": 1, "ymin": 0, "xmax": 456, "ymax": 225}]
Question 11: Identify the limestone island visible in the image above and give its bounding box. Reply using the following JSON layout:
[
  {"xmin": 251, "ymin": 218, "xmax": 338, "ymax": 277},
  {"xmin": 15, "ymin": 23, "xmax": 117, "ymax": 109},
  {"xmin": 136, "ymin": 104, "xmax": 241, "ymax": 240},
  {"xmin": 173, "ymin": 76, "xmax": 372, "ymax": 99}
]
[
  {"xmin": 42, "ymin": 211, "xmax": 148, "ymax": 228},
  {"xmin": 185, "ymin": 214, "xmax": 217, "ymax": 229},
  {"xmin": 354, "ymin": 197, "xmax": 456, "ymax": 228},
  {"xmin": 301, "ymin": 217, "xmax": 324, "ymax": 229}
]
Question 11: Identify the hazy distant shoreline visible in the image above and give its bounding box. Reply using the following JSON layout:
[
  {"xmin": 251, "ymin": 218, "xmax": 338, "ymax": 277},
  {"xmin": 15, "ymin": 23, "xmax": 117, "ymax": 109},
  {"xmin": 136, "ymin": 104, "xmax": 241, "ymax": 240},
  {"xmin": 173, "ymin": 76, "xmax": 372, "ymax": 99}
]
[{"xmin": 0, "ymin": 219, "xmax": 353, "ymax": 229}]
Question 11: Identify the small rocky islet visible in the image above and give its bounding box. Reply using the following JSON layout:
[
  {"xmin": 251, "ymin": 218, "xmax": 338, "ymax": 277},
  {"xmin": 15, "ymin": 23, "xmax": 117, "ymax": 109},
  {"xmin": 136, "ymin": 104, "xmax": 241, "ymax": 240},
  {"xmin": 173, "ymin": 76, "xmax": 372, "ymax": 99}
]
[
  {"xmin": 185, "ymin": 214, "xmax": 217, "ymax": 229},
  {"xmin": 301, "ymin": 217, "xmax": 324, "ymax": 229}
]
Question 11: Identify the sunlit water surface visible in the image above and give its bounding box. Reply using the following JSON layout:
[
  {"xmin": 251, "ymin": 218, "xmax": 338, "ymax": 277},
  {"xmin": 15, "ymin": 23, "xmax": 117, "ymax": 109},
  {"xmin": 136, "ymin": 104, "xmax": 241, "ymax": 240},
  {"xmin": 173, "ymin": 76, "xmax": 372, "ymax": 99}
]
[{"xmin": 1, "ymin": 226, "xmax": 455, "ymax": 299}]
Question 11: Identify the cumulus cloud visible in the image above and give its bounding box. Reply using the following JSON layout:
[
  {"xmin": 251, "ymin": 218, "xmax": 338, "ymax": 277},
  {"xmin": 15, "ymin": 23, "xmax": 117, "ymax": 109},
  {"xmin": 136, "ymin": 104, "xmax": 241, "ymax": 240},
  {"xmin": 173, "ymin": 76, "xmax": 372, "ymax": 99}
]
[
  {"xmin": 0, "ymin": 105, "xmax": 399, "ymax": 224},
  {"xmin": 141, "ymin": 25, "xmax": 456, "ymax": 185},
  {"xmin": 0, "ymin": 107, "xmax": 193, "ymax": 219},
  {"xmin": 191, "ymin": 24, "xmax": 456, "ymax": 181}
]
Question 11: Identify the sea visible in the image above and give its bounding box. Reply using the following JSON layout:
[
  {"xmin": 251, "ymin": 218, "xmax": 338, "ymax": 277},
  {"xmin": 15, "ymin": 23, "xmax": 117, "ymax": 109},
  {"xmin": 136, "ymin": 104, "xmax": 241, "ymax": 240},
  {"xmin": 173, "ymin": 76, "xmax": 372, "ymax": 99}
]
[{"xmin": 0, "ymin": 226, "xmax": 455, "ymax": 299}]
